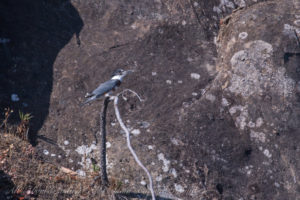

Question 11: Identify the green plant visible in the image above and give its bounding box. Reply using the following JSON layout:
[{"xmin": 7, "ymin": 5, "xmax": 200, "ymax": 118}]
[
  {"xmin": 17, "ymin": 111, "xmax": 33, "ymax": 141},
  {"xmin": 92, "ymin": 163, "xmax": 100, "ymax": 172},
  {"xmin": 19, "ymin": 110, "xmax": 33, "ymax": 122},
  {"xmin": 109, "ymin": 177, "xmax": 123, "ymax": 191}
]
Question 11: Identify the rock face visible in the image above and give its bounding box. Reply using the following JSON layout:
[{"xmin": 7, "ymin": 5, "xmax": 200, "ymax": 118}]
[
  {"xmin": 210, "ymin": 1, "xmax": 300, "ymax": 199},
  {"xmin": 1, "ymin": 0, "xmax": 300, "ymax": 199},
  {"xmin": 0, "ymin": 0, "xmax": 83, "ymax": 144}
]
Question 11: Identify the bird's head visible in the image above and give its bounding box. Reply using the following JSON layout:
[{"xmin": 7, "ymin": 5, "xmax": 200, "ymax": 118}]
[{"xmin": 111, "ymin": 69, "xmax": 134, "ymax": 81}]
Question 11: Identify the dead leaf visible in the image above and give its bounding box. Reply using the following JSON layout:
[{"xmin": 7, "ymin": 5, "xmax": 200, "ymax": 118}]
[
  {"xmin": 222, "ymin": 80, "xmax": 229, "ymax": 89},
  {"xmin": 60, "ymin": 166, "xmax": 77, "ymax": 175}
]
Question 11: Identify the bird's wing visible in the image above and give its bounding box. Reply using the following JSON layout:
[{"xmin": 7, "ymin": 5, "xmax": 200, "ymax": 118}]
[
  {"xmin": 91, "ymin": 79, "xmax": 120, "ymax": 97},
  {"xmin": 80, "ymin": 79, "xmax": 119, "ymax": 107},
  {"xmin": 80, "ymin": 95, "xmax": 97, "ymax": 106}
]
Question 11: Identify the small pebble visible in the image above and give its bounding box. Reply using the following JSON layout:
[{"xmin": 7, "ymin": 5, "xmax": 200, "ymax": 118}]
[
  {"xmin": 131, "ymin": 129, "xmax": 141, "ymax": 136},
  {"xmin": 191, "ymin": 73, "xmax": 200, "ymax": 80},
  {"xmin": 221, "ymin": 98, "xmax": 230, "ymax": 107},
  {"xmin": 106, "ymin": 142, "xmax": 111, "ymax": 148},
  {"xmin": 148, "ymin": 145, "xmax": 154, "ymax": 150},
  {"xmin": 170, "ymin": 168, "xmax": 177, "ymax": 178},
  {"xmin": 239, "ymin": 32, "xmax": 248, "ymax": 40},
  {"xmin": 139, "ymin": 121, "xmax": 150, "ymax": 129},
  {"xmin": 263, "ymin": 149, "xmax": 272, "ymax": 158},
  {"xmin": 156, "ymin": 175, "xmax": 163, "ymax": 182},
  {"xmin": 76, "ymin": 170, "xmax": 86, "ymax": 177},
  {"xmin": 187, "ymin": 57, "xmax": 193, "ymax": 62},
  {"xmin": 174, "ymin": 184, "xmax": 185, "ymax": 193},
  {"xmin": 43, "ymin": 150, "xmax": 49, "ymax": 155}
]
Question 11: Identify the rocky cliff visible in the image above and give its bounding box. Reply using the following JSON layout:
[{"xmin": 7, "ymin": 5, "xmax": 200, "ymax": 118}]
[{"xmin": 1, "ymin": 0, "xmax": 300, "ymax": 199}]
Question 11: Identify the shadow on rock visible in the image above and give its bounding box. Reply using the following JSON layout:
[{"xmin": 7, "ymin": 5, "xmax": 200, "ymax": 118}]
[
  {"xmin": 0, "ymin": 170, "xmax": 15, "ymax": 199},
  {"xmin": 0, "ymin": 0, "xmax": 83, "ymax": 145}
]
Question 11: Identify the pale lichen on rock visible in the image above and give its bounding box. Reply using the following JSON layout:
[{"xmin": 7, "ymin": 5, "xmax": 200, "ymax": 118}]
[
  {"xmin": 250, "ymin": 130, "xmax": 266, "ymax": 143},
  {"xmin": 228, "ymin": 40, "xmax": 296, "ymax": 106},
  {"xmin": 158, "ymin": 153, "xmax": 170, "ymax": 173}
]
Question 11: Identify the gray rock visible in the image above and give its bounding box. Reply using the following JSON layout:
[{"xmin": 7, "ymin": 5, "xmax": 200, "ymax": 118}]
[{"xmin": 1, "ymin": 0, "xmax": 299, "ymax": 199}]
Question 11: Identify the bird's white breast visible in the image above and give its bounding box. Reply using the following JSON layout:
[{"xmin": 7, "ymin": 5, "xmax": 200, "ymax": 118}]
[{"xmin": 111, "ymin": 74, "xmax": 124, "ymax": 81}]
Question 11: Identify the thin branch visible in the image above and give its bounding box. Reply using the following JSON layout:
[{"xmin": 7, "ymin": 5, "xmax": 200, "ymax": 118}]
[
  {"xmin": 109, "ymin": 42, "xmax": 131, "ymax": 50},
  {"xmin": 0, "ymin": 108, "xmax": 13, "ymax": 130},
  {"xmin": 118, "ymin": 89, "xmax": 145, "ymax": 102},
  {"xmin": 100, "ymin": 96, "xmax": 110, "ymax": 187},
  {"xmin": 294, "ymin": 29, "xmax": 300, "ymax": 47},
  {"xmin": 113, "ymin": 94, "xmax": 155, "ymax": 200}
]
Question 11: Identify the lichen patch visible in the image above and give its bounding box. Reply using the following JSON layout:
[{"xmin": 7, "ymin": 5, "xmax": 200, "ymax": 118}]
[
  {"xmin": 158, "ymin": 153, "xmax": 170, "ymax": 172},
  {"xmin": 228, "ymin": 40, "xmax": 295, "ymax": 101},
  {"xmin": 250, "ymin": 130, "xmax": 266, "ymax": 143}
]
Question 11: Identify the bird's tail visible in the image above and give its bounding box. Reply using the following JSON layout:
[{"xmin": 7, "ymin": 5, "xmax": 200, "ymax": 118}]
[{"xmin": 80, "ymin": 96, "xmax": 96, "ymax": 107}]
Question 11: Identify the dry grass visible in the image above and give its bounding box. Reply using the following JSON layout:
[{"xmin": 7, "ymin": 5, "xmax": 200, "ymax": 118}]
[{"xmin": 0, "ymin": 133, "xmax": 118, "ymax": 200}]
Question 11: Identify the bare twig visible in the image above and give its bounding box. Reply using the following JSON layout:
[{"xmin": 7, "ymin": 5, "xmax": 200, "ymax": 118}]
[
  {"xmin": 0, "ymin": 108, "xmax": 13, "ymax": 130},
  {"xmin": 100, "ymin": 96, "xmax": 110, "ymax": 187},
  {"xmin": 119, "ymin": 89, "xmax": 145, "ymax": 102},
  {"xmin": 294, "ymin": 29, "xmax": 300, "ymax": 47},
  {"xmin": 112, "ymin": 92, "xmax": 155, "ymax": 200}
]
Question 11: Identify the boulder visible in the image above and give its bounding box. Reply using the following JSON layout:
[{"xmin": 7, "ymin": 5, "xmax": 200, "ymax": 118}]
[{"xmin": 1, "ymin": 0, "xmax": 299, "ymax": 199}]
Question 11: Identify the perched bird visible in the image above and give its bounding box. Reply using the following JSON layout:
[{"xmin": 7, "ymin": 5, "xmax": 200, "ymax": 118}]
[{"xmin": 81, "ymin": 69, "xmax": 133, "ymax": 106}]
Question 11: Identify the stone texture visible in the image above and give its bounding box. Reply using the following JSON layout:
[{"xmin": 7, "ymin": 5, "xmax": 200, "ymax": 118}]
[{"xmin": 1, "ymin": 0, "xmax": 300, "ymax": 199}]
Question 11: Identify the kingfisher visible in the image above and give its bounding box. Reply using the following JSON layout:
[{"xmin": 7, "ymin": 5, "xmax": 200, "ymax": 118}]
[{"xmin": 81, "ymin": 69, "xmax": 133, "ymax": 106}]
